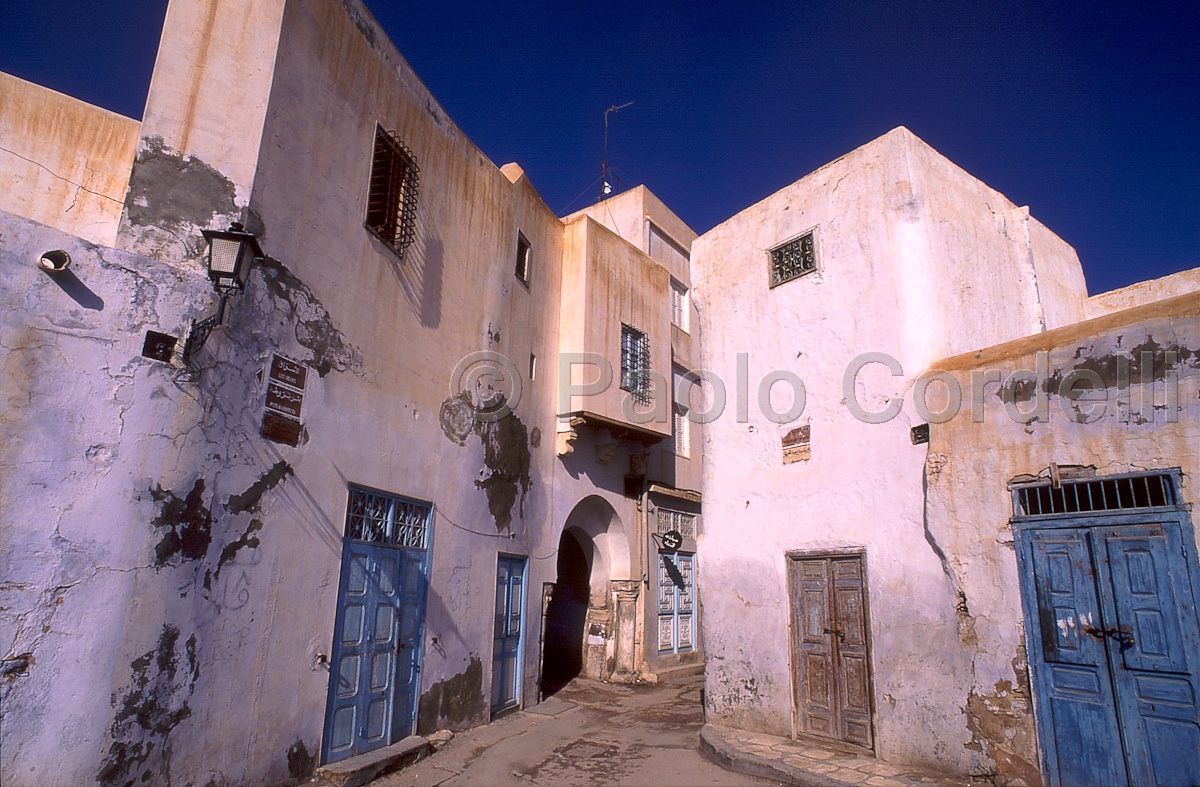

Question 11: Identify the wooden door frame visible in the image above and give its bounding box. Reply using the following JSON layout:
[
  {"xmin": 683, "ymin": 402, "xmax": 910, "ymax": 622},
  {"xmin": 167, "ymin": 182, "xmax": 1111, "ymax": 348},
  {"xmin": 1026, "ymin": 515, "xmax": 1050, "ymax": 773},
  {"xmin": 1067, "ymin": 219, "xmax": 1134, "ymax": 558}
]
[{"xmin": 785, "ymin": 547, "xmax": 877, "ymax": 753}]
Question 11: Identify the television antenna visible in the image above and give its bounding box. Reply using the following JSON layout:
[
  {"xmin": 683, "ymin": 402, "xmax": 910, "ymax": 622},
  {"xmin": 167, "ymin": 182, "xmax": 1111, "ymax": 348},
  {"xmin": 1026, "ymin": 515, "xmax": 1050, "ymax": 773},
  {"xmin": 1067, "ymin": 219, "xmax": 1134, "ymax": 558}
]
[{"xmin": 600, "ymin": 101, "xmax": 633, "ymax": 201}]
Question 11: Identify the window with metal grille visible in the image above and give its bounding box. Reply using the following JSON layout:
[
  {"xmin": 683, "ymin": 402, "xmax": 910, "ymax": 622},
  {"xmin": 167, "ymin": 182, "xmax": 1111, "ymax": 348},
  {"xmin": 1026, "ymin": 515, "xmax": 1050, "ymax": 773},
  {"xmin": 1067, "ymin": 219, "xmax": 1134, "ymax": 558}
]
[
  {"xmin": 620, "ymin": 324, "xmax": 651, "ymax": 405},
  {"xmin": 657, "ymin": 508, "xmax": 696, "ymax": 539},
  {"xmin": 1013, "ymin": 472, "xmax": 1177, "ymax": 517},
  {"xmin": 769, "ymin": 230, "xmax": 817, "ymax": 287},
  {"xmin": 670, "ymin": 280, "xmax": 688, "ymax": 332},
  {"xmin": 365, "ymin": 125, "xmax": 419, "ymax": 257},
  {"xmin": 345, "ymin": 486, "xmax": 431, "ymax": 549},
  {"xmin": 515, "ymin": 232, "xmax": 531, "ymax": 284}
]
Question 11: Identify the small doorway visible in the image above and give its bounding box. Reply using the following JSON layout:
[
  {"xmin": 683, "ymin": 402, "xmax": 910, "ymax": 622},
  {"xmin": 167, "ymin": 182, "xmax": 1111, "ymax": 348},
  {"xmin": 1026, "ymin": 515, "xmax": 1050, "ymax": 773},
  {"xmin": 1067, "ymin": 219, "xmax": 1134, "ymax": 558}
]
[
  {"xmin": 492, "ymin": 554, "xmax": 526, "ymax": 713},
  {"xmin": 323, "ymin": 487, "xmax": 430, "ymax": 764},
  {"xmin": 1014, "ymin": 471, "xmax": 1200, "ymax": 786},
  {"xmin": 787, "ymin": 552, "xmax": 874, "ymax": 750},
  {"xmin": 540, "ymin": 529, "xmax": 591, "ymax": 696}
]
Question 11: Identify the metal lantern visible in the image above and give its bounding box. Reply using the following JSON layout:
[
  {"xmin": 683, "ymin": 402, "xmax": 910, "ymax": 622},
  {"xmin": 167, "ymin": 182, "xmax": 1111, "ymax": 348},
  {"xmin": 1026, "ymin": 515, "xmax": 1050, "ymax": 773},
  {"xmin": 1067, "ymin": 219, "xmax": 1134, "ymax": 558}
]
[{"xmin": 201, "ymin": 222, "xmax": 262, "ymax": 291}]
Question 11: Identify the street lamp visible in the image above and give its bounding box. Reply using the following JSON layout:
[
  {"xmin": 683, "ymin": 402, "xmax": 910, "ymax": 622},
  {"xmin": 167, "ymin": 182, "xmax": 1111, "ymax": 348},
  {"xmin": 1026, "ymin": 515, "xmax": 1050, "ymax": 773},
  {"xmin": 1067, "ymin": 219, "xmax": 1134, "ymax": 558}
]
[{"xmin": 181, "ymin": 222, "xmax": 262, "ymax": 364}]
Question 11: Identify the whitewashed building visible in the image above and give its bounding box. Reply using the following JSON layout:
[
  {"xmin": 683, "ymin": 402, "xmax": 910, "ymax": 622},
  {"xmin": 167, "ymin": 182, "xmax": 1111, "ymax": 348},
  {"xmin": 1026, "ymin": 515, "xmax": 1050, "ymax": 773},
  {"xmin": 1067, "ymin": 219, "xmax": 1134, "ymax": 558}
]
[
  {"xmin": 693, "ymin": 127, "xmax": 1200, "ymax": 785},
  {"xmin": 2, "ymin": 1, "xmax": 1199, "ymax": 785},
  {"xmin": 0, "ymin": 1, "xmax": 702, "ymax": 784}
]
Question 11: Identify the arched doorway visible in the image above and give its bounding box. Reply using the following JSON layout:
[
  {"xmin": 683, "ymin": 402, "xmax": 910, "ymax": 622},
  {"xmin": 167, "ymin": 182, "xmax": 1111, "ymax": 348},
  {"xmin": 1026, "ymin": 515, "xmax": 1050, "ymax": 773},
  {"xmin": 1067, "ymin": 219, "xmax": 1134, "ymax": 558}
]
[
  {"xmin": 540, "ymin": 496, "xmax": 635, "ymax": 695},
  {"xmin": 540, "ymin": 529, "xmax": 591, "ymax": 696}
]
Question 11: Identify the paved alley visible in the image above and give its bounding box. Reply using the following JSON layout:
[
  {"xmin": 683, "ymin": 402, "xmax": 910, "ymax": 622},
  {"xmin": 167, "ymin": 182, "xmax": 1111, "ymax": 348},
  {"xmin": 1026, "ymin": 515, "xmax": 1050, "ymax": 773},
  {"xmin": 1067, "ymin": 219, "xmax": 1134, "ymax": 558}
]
[{"xmin": 370, "ymin": 675, "xmax": 780, "ymax": 787}]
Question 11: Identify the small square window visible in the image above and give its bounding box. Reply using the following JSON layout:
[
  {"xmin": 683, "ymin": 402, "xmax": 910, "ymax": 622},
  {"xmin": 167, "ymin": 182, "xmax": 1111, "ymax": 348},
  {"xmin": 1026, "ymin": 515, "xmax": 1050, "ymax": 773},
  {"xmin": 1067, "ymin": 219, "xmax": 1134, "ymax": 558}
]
[
  {"xmin": 365, "ymin": 125, "xmax": 420, "ymax": 257},
  {"xmin": 620, "ymin": 324, "xmax": 651, "ymax": 405},
  {"xmin": 670, "ymin": 280, "xmax": 689, "ymax": 333},
  {"xmin": 515, "ymin": 232, "xmax": 531, "ymax": 284},
  {"xmin": 769, "ymin": 230, "xmax": 817, "ymax": 288}
]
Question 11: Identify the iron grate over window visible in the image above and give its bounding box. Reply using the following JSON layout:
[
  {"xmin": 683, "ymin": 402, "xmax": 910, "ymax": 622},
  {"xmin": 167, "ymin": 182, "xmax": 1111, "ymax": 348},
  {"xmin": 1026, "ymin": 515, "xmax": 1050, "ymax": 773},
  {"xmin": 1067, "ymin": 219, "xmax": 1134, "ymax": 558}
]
[
  {"xmin": 1015, "ymin": 473, "xmax": 1177, "ymax": 517},
  {"xmin": 769, "ymin": 231, "xmax": 816, "ymax": 288},
  {"xmin": 365, "ymin": 125, "xmax": 420, "ymax": 257},
  {"xmin": 345, "ymin": 487, "xmax": 430, "ymax": 549},
  {"xmin": 620, "ymin": 323, "xmax": 652, "ymax": 405}
]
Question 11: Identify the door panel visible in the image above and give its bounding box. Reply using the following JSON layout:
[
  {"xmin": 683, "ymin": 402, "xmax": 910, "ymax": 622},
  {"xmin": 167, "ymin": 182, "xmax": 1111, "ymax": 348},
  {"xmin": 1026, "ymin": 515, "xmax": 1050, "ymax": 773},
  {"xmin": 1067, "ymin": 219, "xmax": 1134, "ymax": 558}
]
[
  {"xmin": 1095, "ymin": 523, "xmax": 1200, "ymax": 786},
  {"xmin": 1021, "ymin": 517, "xmax": 1200, "ymax": 786},
  {"xmin": 790, "ymin": 555, "xmax": 873, "ymax": 748},
  {"xmin": 492, "ymin": 556, "xmax": 526, "ymax": 712},
  {"xmin": 658, "ymin": 552, "xmax": 696, "ymax": 654},
  {"xmin": 1024, "ymin": 528, "xmax": 1129, "ymax": 786},
  {"xmin": 832, "ymin": 557, "xmax": 872, "ymax": 748},
  {"xmin": 324, "ymin": 542, "xmax": 427, "ymax": 763}
]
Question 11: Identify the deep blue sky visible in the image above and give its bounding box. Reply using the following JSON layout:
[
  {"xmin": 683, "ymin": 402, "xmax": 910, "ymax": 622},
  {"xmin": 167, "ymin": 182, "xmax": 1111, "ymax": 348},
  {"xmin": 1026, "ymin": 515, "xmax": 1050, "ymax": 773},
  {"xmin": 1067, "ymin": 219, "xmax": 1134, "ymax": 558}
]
[{"xmin": 2, "ymin": 1, "xmax": 1197, "ymax": 294}]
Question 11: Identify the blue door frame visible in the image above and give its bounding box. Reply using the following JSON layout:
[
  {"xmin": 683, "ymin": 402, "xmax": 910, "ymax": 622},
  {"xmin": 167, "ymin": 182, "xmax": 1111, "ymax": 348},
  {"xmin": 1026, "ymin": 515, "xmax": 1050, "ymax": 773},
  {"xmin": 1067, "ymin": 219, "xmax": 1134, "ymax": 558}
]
[
  {"xmin": 323, "ymin": 488, "xmax": 431, "ymax": 764},
  {"xmin": 1013, "ymin": 473, "xmax": 1200, "ymax": 786}
]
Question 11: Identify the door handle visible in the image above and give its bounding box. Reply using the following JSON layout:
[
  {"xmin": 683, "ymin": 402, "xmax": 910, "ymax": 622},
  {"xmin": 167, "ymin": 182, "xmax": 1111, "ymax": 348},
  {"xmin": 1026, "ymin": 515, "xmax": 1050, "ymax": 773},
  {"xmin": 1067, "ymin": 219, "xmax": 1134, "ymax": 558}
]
[{"xmin": 824, "ymin": 627, "xmax": 845, "ymax": 642}]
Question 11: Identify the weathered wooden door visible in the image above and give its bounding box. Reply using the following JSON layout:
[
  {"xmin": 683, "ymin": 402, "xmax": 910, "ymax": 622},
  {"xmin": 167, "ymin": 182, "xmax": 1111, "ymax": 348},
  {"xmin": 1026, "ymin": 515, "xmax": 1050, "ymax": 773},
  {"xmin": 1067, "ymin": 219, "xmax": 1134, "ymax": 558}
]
[
  {"xmin": 323, "ymin": 488, "xmax": 430, "ymax": 764},
  {"xmin": 789, "ymin": 554, "xmax": 873, "ymax": 749},
  {"xmin": 492, "ymin": 555, "xmax": 526, "ymax": 713},
  {"xmin": 1019, "ymin": 518, "xmax": 1200, "ymax": 786}
]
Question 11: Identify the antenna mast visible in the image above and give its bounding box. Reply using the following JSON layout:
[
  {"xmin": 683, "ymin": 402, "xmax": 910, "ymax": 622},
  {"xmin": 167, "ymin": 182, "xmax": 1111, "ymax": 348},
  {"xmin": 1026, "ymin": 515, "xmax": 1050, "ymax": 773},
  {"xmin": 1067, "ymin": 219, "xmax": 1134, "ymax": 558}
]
[{"xmin": 601, "ymin": 101, "xmax": 634, "ymax": 201}]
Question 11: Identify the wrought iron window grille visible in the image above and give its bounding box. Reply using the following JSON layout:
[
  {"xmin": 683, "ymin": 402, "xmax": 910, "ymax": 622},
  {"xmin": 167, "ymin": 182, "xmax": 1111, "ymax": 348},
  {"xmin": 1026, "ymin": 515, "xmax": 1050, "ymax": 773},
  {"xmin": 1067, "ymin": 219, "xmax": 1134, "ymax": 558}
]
[
  {"xmin": 769, "ymin": 230, "xmax": 817, "ymax": 288},
  {"xmin": 345, "ymin": 486, "xmax": 431, "ymax": 549},
  {"xmin": 1012, "ymin": 472, "xmax": 1178, "ymax": 517},
  {"xmin": 620, "ymin": 323, "xmax": 652, "ymax": 406},
  {"xmin": 365, "ymin": 125, "xmax": 420, "ymax": 258}
]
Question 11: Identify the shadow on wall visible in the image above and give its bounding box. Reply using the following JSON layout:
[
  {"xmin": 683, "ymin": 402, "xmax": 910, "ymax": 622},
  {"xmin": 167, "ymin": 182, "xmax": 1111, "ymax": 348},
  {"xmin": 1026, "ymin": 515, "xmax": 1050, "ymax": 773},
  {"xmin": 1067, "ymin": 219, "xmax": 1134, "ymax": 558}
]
[
  {"xmin": 416, "ymin": 585, "xmax": 487, "ymax": 734},
  {"xmin": 389, "ymin": 200, "xmax": 442, "ymax": 329}
]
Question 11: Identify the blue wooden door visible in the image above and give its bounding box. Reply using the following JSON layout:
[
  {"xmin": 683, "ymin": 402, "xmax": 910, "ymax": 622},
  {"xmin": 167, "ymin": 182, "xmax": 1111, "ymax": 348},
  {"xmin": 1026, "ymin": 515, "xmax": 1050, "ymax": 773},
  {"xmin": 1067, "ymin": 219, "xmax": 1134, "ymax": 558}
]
[
  {"xmin": 324, "ymin": 542, "xmax": 427, "ymax": 763},
  {"xmin": 657, "ymin": 552, "xmax": 695, "ymax": 654},
  {"xmin": 491, "ymin": 555, "xmax": 525, "ymax": 713},
  {"xmin": 1019, "ymin": 518, "xmax": 1200, "ymax": 786}
]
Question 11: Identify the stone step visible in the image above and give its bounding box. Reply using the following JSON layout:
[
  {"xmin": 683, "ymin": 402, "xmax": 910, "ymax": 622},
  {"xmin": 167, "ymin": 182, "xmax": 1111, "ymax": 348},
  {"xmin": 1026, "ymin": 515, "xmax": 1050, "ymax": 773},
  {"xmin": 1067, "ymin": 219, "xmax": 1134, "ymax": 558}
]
[
  {"xmin": 649, "ymin": 661, "xmax": 705, "ymax": 683},
  {"xmin": 308, "ymin": 735, "xmax": 432, "ymax": 787}
]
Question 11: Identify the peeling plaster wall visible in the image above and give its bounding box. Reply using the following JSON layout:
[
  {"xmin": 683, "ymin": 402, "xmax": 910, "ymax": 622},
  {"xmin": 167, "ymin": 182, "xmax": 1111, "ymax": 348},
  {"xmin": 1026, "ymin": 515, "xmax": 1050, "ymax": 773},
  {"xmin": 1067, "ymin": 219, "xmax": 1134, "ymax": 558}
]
[
  {"xmin": 195, "ymin": 0, "xmax": 601, "ymax": 776},
  {"xmin": 0, "ymin": 211, "xmax": 211, "ymax": 786},
  {"xmin": 114, "ymin": 0, "xmax": 288, "ymax": 264},
  {"xmin": 925, "ymin": 294, "xmax": 1200, "ymax": 785},
  {"xmin": 0, "ymin": 73, "xmax": 140, "ymax": 246},
  {"xmin": 692, "ymin": 127, "xmax": 1091, "ymax": 775},
  {"xmin": 2, "ymin": 0, "xmax": 697, "ymax": 782}
]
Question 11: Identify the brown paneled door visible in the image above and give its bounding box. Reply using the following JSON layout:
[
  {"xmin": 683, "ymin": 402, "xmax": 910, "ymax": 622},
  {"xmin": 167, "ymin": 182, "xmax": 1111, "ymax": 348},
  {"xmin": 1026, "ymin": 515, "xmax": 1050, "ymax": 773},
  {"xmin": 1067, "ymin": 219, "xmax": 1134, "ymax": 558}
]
[{"xmin": 789, "ymin": 554, "xmax": 874, "ymax": 749}]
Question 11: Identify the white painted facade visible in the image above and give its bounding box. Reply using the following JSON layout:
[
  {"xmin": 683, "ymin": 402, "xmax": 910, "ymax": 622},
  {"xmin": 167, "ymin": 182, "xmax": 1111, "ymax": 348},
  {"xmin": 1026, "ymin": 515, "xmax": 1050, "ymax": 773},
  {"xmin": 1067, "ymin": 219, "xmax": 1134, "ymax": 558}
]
[
  {"xmin": 2, "ymin": 1, "xmax": 1198, "ymax": 785},
  {"xmin": 692, "ymin": 127, "xmax": 1200, "ymax": 783},
  {"xmin": 0, "ymin": 1, "xmax": 701, "ymax": 785}
]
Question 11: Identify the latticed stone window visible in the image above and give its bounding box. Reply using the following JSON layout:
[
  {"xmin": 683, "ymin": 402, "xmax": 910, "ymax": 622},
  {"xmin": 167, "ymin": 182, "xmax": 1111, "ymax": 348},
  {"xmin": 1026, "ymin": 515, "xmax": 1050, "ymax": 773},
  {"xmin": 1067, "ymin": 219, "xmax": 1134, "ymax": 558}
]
[
  {"xmin": 620, "ymin": 323, "xmax": 651, "ymax": 405},
  {"xmin": 345, "ymin": 486, "xmax": 430, "ymax": 549},
  {"xmin": 657, "ymin": 508, "xmax": 696, "ymax": 539},
  {"xmin": 769, "ymin": 230, "xmax": 817, "ymax": 287},
  {"xmin": 365, "ymin": 124, "xmax": 420, "ymax": 257}
]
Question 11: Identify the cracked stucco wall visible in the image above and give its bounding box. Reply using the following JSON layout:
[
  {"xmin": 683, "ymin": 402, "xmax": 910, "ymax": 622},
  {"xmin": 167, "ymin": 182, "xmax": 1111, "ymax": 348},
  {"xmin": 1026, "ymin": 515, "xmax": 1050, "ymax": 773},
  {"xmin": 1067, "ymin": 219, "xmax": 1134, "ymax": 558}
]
[
  {"xmin": 691, "ymin": 126, "xmax": 1103, "ymax": 778},
  {"xmin": 0, "ymin": 72, "xmax": 140, "ymax": 247},
  {"xmin": 924, "ymin": 298, "xmax": 1200, "ymax": 786}
]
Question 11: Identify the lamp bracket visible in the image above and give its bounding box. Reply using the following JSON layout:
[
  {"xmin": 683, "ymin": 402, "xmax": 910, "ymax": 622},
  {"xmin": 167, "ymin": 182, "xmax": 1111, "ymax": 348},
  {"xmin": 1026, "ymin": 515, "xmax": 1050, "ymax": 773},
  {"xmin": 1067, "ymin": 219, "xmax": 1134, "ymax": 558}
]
[{"xmin": 181, "ymin": 293, "xmax": 229, "ymax": 365}]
